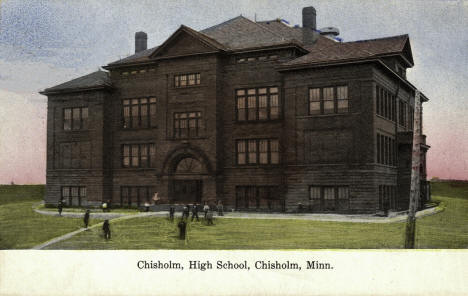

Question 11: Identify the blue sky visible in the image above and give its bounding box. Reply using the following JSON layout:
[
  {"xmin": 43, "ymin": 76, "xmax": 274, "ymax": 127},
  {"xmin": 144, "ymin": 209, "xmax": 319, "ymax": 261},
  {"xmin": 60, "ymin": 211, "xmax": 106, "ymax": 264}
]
[{"xmin": 0, "ymin": 0, "xmax": 467, "ymax": 183}]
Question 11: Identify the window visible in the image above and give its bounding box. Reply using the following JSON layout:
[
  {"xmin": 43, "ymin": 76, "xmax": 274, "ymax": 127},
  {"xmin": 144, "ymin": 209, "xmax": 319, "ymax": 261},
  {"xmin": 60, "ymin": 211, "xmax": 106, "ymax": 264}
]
[
  {"xmin": 173, "ymin": 112, "xmax": 202, "ymax": 138},
  {"xmin": 59, "ymin": 142, "xmax": 91, "ymax": 169},
  {"xmin": 235, "ymin": 186, "xmax": 284, "ymax": 211},
  {"xmin": 174, "ymin": 73, "xmax": 200, "ymax": 87},
  {"xmin": 396, "ymin": 65, "xmax": 406, "ymax": 78},
  {"xmin": 308, "ymin": 186, "xmax": 350, "ymax": 211},
  {"xmin": 122, "ymin": 143, "xmax": 156, "ymax": 168},
  {"xmin": 63, "ymin": 107, "xmax": 88, "ymax": 130},
  {"xmin": 61, "ymin": 186, "xmax": 86, "ymax": 206},
  {"xmin": 376, "ymin": 86, "xmax": 396, "ymax": 121},
  {"xmin": 308, "ymin": 85, "xmax": 349, "ymax": 115},
  {"xmin": 236, "ymin": 139, "xmax": 279, "ymax": 165},
  {"xmin": 376, "ymin": 133, "xmax": 396, "ymax": 166},
  {"xmin": 398, "ymin": 100, "xmax": 407, "ymax": 127},
  {"xmin": 379, "ymin": 185, "xmax": 397, "ymax": 210},
  {"xmin": 236, "ymin": 55, "xmax": 274, "ymax": 63},
  {"xmin": 120, "ymin": 186, "xmax": 155, "ymax": 207},
  {"xmin": 123, "ymin": 97, "xmax": 157, "ymax": 129},
  {"xmin": 236, "ymin": 87, "xmax": 280, "ymax": 121}
]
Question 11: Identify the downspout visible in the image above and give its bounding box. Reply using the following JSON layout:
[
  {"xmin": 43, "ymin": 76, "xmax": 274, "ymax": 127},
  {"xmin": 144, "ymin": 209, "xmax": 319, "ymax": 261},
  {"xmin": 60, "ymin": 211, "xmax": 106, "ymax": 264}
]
[{"xmin": 394, "ymin": 81, "xmax": 401, "ymax": 210}]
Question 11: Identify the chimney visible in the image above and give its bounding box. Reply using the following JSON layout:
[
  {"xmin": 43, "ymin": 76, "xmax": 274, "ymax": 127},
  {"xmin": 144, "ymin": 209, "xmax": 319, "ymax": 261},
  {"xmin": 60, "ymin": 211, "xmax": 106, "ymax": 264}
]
[
  {"xmin": 135, "ymin": 31, "xmax": 148, "ymax": 53},
  {"xmin": 302, "ymin": 6, "xmax": 316, "ymax": 31}
]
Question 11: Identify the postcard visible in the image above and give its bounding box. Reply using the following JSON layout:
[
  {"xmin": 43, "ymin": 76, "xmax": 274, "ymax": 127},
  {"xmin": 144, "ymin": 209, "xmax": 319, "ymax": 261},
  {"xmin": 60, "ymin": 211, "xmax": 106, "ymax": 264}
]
[{"xmin": 1, "ymin": 1, "xmax": 467, "ymax": 295}]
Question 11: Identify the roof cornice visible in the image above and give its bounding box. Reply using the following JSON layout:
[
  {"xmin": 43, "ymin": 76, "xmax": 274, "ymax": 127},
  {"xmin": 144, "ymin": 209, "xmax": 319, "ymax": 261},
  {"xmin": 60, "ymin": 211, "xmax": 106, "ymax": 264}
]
[
  {"xmin": 277, "ymin": 58, "xmax": 428, "ymax": 102},
  {"xmin": 40, "ymin": 85, "xmax": 113, "ymax": 96}
]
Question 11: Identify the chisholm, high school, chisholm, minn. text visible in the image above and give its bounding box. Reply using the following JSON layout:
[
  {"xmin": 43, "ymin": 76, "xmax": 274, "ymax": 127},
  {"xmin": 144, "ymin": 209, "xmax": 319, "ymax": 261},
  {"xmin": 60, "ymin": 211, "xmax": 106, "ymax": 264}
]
[{"xmin": 137, "ymin": 260, "xmax": 333, "ymax": 271}]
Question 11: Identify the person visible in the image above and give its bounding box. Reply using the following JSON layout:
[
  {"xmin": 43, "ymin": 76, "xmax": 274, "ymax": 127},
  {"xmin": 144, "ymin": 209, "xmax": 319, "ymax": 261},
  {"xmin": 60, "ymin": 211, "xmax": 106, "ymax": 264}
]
[
  {"xmin": 206, "ymin": 210, "xmax": 214, "ymax": 225},
  {"xmin": 191, "ymin": 203, "xmax": 199, "ymax": 222},
  {"xmin": 177, "ymin": 219, "xmax": 187, "ymax": 240},
  {"xmin": 83, "ymin": 209, "xmax": 90, "ymax": 229},
  {"xmin": 144, "ymin": 201, "xmax": 150, "ymax": 212},
  {"xmin": 102, "ymin": 201, "xmax": 107, "ymax": 213},
  {"xmin": 182, "ymin": 204, "xmax": 189, "ymax": 220},
  {"xmin": 217, "ymin": 200, "xmax": 224, "ymax": 216},
  {"xmin": 102, "ymin": 220, "xmax": 111, "ymax": 240},
  {"xmin": 169, "ymin": 205, "xmax": 175, "ymax": 221},
  {"xmin": 106, "ymin": 199, "xmax": 112, "ymax": 212},
  {"xmin": 203, "ymin": 202, "xmax": 210, "ymax": 219},
  {"xmin": 57, "ymin": 199, "xmax": 63, "ymax": 216}
]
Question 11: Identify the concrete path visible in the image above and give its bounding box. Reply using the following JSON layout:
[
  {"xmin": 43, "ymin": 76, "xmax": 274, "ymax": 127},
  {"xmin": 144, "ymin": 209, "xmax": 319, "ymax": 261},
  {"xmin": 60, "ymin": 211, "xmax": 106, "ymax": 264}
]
[
  {"xmin": 34, "ymin": 205, "xmax": 443, "ymax": 223},
  {"xmin": 31, "ymin": 205, "xmax": 443, "ymax": 249},
  {"xmin": 33, "ymin": 208, "xmax": 130, "ymax": 219},
  {"xmin": 31, "ymin": 212, "xmax": 154, "ymax": 250}
]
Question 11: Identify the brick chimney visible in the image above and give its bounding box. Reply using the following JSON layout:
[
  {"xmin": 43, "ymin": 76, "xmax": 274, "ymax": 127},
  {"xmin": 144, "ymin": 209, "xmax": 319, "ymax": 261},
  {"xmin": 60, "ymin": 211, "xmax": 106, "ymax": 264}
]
[
  {"xmin": 135, "ymin": 31, "xmax": 148, "ymax": 53},
  {"xmin": 302, "ymin": 6, "xmax": 316, "ymax": 31}
]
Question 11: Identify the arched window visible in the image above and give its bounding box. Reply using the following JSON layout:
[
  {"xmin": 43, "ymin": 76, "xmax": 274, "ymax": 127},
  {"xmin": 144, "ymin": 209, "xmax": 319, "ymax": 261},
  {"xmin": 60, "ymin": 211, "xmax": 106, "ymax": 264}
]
[{"xmin": 175, "ymin": 157, "xmax": 203, "ymax": 174}]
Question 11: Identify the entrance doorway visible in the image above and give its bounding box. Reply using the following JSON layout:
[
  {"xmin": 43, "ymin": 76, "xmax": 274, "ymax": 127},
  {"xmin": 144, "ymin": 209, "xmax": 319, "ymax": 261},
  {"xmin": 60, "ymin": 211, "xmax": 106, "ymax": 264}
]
[{"xmin": 172, "ymin": 180, "xmax": 202, "ymax": 203}]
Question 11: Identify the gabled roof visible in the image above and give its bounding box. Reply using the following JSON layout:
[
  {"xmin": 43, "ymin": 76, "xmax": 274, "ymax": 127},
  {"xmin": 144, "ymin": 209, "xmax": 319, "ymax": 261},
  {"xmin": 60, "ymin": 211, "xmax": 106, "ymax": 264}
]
[
  {"xmin": 280, "ymin": 34, "xmax": 412, "ymax": 68},
  {"xmin": 40, "ymin": 70, "xmax": 112, "ymax": 95},
  {"xmin": 201, "ymin": 16, "xmax": 298, "ymax": 50},
  {"xmin": 149, "ymin": 25, "xmax": 227, "ymax": 58}
]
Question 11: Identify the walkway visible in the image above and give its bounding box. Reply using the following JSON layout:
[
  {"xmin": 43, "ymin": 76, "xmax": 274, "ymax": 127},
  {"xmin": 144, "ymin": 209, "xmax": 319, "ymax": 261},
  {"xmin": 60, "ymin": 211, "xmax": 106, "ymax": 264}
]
[
  {"xmin": 31, "ymin": 205, "xmax": 442, "ymax": 249},
  {"xmin": 31, "ymin": 212, "xmax": 154, "ymax": 250}
]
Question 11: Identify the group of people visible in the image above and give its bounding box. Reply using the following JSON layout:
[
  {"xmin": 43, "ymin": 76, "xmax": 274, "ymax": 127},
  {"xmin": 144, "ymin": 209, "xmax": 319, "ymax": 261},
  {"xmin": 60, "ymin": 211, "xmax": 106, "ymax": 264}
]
[
  {"xmin": 174, "ymin": 201, "xmax": 224, "ymax": 239},
  {"xmin": 173, "ymin": 201, "xmax": 223, "ymax": 221},
  {"xmin": 58, "ymin": 198, "xmax": 226, "ymax": 241}
]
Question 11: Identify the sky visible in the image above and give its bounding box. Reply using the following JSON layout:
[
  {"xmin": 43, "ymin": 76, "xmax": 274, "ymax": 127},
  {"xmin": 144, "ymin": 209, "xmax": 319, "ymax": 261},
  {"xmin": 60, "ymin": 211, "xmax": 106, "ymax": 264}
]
[{"xmin": 0, "ymin": 0, "xmax": 467, "ymax": 184}]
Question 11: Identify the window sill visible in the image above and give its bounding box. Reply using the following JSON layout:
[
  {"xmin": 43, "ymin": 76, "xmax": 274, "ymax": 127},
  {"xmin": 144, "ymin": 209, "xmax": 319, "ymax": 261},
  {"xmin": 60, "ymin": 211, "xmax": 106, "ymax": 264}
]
[
  {"xmin": 167, "ymin": 137, "xmax": 208, "ymax": 141},
  {"xmin": 234, "ymin": 164, "xmax": 281, "ymax": 168},
  {"xmin": 297, "ymin": 112, "xmax": 352, "ymax": 119},
  {"xmin": 376, "ymin": 114, "xmax": 396, "ymax": 123},
  {"xmin": 119, "ymin": 168, "xmax": 157, "ymax": 171},
  {"xmin": 234, "ymin": 119, "xmax": 282, "ymax": 124},
  {"xmin": 174, "ymin": 85, "xmax": 203, "ymax": 90},
  {"xmin": 121, "ymin": 126, "xmax": 158, "ymax": 131}
]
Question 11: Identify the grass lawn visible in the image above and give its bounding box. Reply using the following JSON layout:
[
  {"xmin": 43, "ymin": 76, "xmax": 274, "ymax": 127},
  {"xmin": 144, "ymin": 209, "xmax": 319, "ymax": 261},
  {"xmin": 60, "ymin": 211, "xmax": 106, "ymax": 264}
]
[
  {"xmin": 2, "ymin": 181, "xmax": 467, "ymax": 249},
  {"xmin": 415, "ymin": 181, "xmax": 468, "ymax": 248},
  {"xmin": 47, "ymin": 180, "xmax": 468, "ymax": 250},
  {"xmin": 0, "ymin": 185, "xmax": 101, "ymax": 249}
]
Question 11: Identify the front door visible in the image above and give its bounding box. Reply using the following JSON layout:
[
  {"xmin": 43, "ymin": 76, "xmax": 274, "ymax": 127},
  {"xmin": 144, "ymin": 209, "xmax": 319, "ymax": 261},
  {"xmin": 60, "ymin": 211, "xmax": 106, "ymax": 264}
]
[{"xmin": 173, "ymin": 180, "xmax": 202, "ymax": 203}]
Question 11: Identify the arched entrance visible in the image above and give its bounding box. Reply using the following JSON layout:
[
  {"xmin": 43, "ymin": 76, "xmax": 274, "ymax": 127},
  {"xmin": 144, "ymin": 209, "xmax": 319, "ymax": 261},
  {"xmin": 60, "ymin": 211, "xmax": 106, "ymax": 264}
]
[
  {"xmin": 171, "ymin": 157, "xmax": 204, "ymax": 203},
  {"xmin": 160, "ymin": 144, "xmax": 215, "ymax": 205}
]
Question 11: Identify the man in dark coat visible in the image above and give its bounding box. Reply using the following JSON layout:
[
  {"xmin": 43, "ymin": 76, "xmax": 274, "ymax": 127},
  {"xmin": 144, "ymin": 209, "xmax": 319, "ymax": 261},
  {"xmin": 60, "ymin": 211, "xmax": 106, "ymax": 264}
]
[
  {"xmin": 182, "ymin": 205, "xmax": 190, "ymax": 220},
  {"xmin": 191, "ymin": 203, "xmax": 199, "ymax": 222},
  {"xmin": 102, "ymin": 220, "xmax": 111, "ymax": 240},
  {"xmin": 83, "ymin": 209, "xmax": 90, "ymax": 229},
  {"xmin": 177, "ymin": 220, "xmax": 187, "ymax": 240},
  {"xmin": 169, "ymin": 205, "xmax": 175, "ymax": 221},
  {"xmin": 58, "ymin": 199, "xmax": 63, "ymax": 216}
]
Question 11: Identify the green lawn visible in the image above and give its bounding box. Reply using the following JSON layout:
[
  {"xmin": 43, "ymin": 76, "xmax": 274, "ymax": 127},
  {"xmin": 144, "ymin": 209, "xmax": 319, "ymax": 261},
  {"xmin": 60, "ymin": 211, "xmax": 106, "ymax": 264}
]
[
  {"xmin": 2, "ymin": 181, "xmax": 467, "ymax": 249},
  {"xmin": 415, "ymin": 181, "xmax": 468, "ymax": 248},
  {"xmin": 0, "ymin": 185, "xmax": 101, "ymax": 249}
]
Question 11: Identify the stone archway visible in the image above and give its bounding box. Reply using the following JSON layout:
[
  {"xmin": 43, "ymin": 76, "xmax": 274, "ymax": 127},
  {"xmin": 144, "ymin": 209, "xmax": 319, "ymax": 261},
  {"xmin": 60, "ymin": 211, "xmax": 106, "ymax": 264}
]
[
  {"xmin": 160, "ymin": 145, "xmax": 215, "ymax": 205},
  {"xmin": 171, "ymin": 157, "xmax": 205, "ymax": 203}
]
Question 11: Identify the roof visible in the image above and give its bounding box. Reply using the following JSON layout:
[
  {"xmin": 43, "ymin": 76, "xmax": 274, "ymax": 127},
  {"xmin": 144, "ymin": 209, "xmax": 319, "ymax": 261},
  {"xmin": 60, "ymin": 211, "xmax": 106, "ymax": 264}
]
[
  {"xmin": 41, "ymin": 70, "xmax": 111, "ymax": 95},
  {"xmin": 107, "ymin": 16, "xmax": 320, "ymax": 67},
  {"xmin": 281, "ymin": 34, "xmax": 411, "ymax": 67},
  {"xmin": 43, "ymin": 16, "xmax": 416, "ymax": 94}
]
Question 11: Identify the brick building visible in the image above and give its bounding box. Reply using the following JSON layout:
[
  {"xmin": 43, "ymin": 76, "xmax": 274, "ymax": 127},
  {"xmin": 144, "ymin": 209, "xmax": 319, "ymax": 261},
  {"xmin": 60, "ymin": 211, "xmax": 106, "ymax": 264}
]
[{"xmin": 41, "ymin": 6, "xmax": 430, "ymax": 213}]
